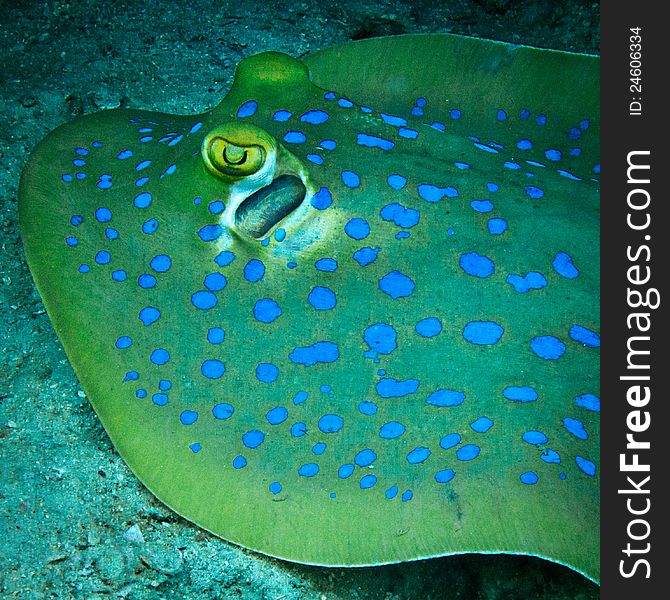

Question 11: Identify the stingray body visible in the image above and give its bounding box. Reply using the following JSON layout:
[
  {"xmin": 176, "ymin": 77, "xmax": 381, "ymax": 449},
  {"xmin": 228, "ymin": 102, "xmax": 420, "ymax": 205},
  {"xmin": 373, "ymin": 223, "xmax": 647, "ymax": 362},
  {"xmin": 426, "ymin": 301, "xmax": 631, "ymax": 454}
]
[{"xmin": 19, "ymin": 35, "xmax": 600, "ymax": 582}]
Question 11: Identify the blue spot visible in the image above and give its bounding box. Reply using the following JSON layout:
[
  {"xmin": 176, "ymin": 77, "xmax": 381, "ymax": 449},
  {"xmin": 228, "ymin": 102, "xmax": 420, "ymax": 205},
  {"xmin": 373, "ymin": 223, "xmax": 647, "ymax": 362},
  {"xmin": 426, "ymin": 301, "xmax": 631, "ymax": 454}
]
[
  {"xmin": 541, "ymin": 450, "xmax": 561, "ymax": 464},
  {"xmin": 191, "ymin": 291, "xmax": 217, "ymax": 310},
  {"xmin": 123, "ymin": 371, "xmax": 139, "ymax": 382},
  {"xmin": 435, "ymin": 469, "xmax": 456, "ymax": 484},
  {"xmin": 273, "ymin": 110, "xmax": 291, "ymax": 121},
  {"xmin": 456, "ymin": 445, "xmax": 480, "ymax": 461},
  {"xmin": 244, "ymin": 259, "xmax": 265, "ymax": 282},
  {"xmin": 517, "ymin": 139, "xmax": 532, "ymax": 150},
  {"xmin": 135, "ymin": 176, "xmax": 149, "ymax": 187},
  {"xmin": 237, "ymin": 100, "xmax": 258, "ymax": 118},
  {"xmin": 139, "ymin": 307, "xmax": 160, "ymax": 326},
  {"xmin": 401, "ymin": 490, "xmax": 413, "ymax": 502},
  {"xmin": 97, "ymin": 176, "xmax": 112, "ymax": 189},
  {"xmin": 344, "ymin": 218, "xmax": 370, "ymax": 240},
  {"xmin": 504, "ymin": 161, "xmax": 521, "ymax": 170},
  {"xmin": 95, "ymin": 207, "xmax": 112, "ymax": 222},
  {"xmin": 208, "ymin": 200, "xmax": 225, "ymax": 215},
  {"xmin": 454, "ymin": 162, "xmax": 470, "ymax": 170},
  {"xmin": 61, "ymin": 174, "xmax": 73, "ymax": 182},
  {"xmin": 197, "ymin": 224, "xmax": 223, "ymax": 242},
  {"xmin": 338, "ymin": 98, "xmax": 354, "ymax": 108},
  {"xmin": 506, "ymin": 272, "xmax": 548, "ymax": 293},
  {"xmin": 357, "ymin": 133, "xmax": 394, "ymax": 150},
  {"xmin": 353, "ymin": 247, "xmax": 380, "ymax": 267},
  {"xmin": 293, "ymin": 391, "xmax": 308, "ymax": 404},
  {"xmin": 70, "ymin": 214, "xmax": 84, "ymax": 226},
  {"xmin": 488, "ymin": 218, "xmax": 508, "ymax": 235},
  {"xmin": 136, "ymin": 159, "xmax": 152, "ymax": 171},
  {"xmin": 342, "ymin": 170, "xmax": 361, "ymax": 188},
  {"xmin": 265, "ymin": 407, "xmax": 288, "ymax": 426},
  {"xmin": 256, "ymin": 363, "xmax": 279, "ymax": 383},
  {"xmin": 440, "ymin": 433, "xmax": 461, "ymax": 449},
  {"xmin": 355, "ymin": 449, "xmax": 377, "ymax": 467},
  {"xmin": 134, "ymin": 192, "xmax": 152, "ymax": 208},
  {"xmin": 576, "ymin": 456, "xmax": 596, "ymax": 476},
  {"xmin": 95, "ymin": 251, "xmax": 111, "ymax": 265},
  {"xmin": 360, "ymin": 474, "xmax": 377, "ymax": 489},
  {"xmin": 376, "ymin": 378, "xmax": 419, "ymax": 398},
  {"xmin": 180, "ymin": 410, "xmax": 198, "ymax": 425},
  {"xmin": 520, "ymin": 108, "xmax": 531, "ymax": 119},
  {"xmin": 207, "ymin": 327, "xmax": 225, "ymax": 344},
  {"xmin": 159, "ymin": 380, "xmax": 171, "ymax": 391},
  {"xmin": 189, "ymin": 443, "xmax": 201, "ymax": 454},
  {"xmin": 289, "ymin": 342, "xmax": 339, "ymax": 366},
  {"xmin": 471, "ymin": 417, "xmax": 494, "ymax": 433},
  {"xmin": 380, "ymin": 203, "xmax": 420, "ymax": 228},
  {"xmin": 503, "ymin": 386, "xmax": 538, "ymax": 402},
  {"xmin": 496, "ymin": 109, "xmax": 507, "ymax": 121},
  {"xmin": 315, "ymin": 258, "xmax": 337, "ymax": 272},
  {"xmin": 324, "ymin": 92, "xmax": 337, "ymax": 100},
  {"xmin": 563, "ymin": 417, "xmax": 588, "ymax": 440},
  {"xmin": 214, "ymin": 251, "xmax": 235, "ymax": 267},
  {"xmin": 568, "ymin": 127, "xmax": 582, "ymax": 140},
  {"xmin": 449, "ymin": 109, "xmax": 462, "ymax": 119},
  {"xmin": 418, "ymin": 184, "xmax": 458, "ymax": 203},
  {"xmin": 385, "ymin": 486, "xmax": 399, "ymax": 499},
  {"xmin": 150, "ymin": 349, "xmax": 170, "ymax": 365},
  {"xmin": 138, "ymin": 274, "xmax": 156, "ymax": 288},
  {"xmin": 283, "ymin": 131, "xmax": 306, "ymax": 144},
  {"xmin": 232, "ymin": 456, "xmax": 247, "ymax": 469},
  {"xmin": 470, "ymin": 200, "xmax": 493, "ymax": 213},
  {"xmin": 358, "ymin": 402, "xmax": 378, "ymax": 416},
  {"xmin": 364, "ymin": 323, "xmax": 397, "ymax": 356},
  {"xmin": 459, "ymin": 252, "xmax": 494, "ymax": 278},
  {"xmin": 473, "ymin": 142, "xmax": 498, "ymax": 154},
  {"xmin": 545, "ymin": 149, "xmax": 562, "ymax": 161},
  {"xmin": 142, "ymin": 218, "xmax": 158, "ymax": 234},
  {"xmin": 116, "ymin": 149, "xmax": 133, "ymax": 159},
  {"xmin": 379, "ymin": 271, "xmax": 415, "ymax": 299},
  {"xmin": 387, "ymin": 174, "xmax": 407, "ymax": 190},
  {"xmin": 312, "ymin": 443, "xmax": 326, "ymax": 455},
  {"xmin": 398, "ymin": 128, "xmax": 418, "ymax": 139},
  {"xmin": 311, "ymin": 187, "xmax": 332, "ymax": 210},
  {"xmin": 379, "ymin": 421, "xmax": 405, "ymax": 439},
  {"xmin": 416, "ymin": 317, "xmax": 442, "ymax": 338},
  {"xmin": 380, "ymin": 113, "xmax": 407, "ymax": 127},
  {"xmin": 190, "ymin": 122, "xmax": 203, "ymax": 133},
  {"xmin": 407, "ymin": 447, "xmax": 430, "ymax": 464},
  {"xmin": 320, "ymin": 139, "xmax": 336, "ymax": 150},
  {"xmin": 151, "ymin": 392, "xmax": 168, "ymax": 404},
  {"xmin": 308, "ymin": 286, "xmax": 336, "ymax": 310},
  {"xmin": 525, "ymin": 186, "xmax": 545, "ymax": 199},
  {"xmin": 115, "ymin": 336, "xmax": 132, "ymax": 349},
  {"xmin": 306, "ymin": 154, "xmax": 323, "ymax": 165},
  {"xmin": 338, "ymin": 464, "xmax": 354, "ymax": 479},
  {"xmin": 212, "ymin": 403, "xmax": 234, "ymax": 420},
  {"xmin": 105, "ymin": 228, "xmax": 119, "ymax": 240},
  {"xmin": 242, "ymin": 430, "xmax": 265, "ymax": 449},
  {"xmin": 553, "ymin": 252, "xmax": 579, "ymax": 279},
  {"xmin": 204, "ymin": 272, "xmax": 227, "ymax": 291},
  {"xmin": 487, "ymin": 182, "xmax": 499, "ymax": 193},
  {"xmin": 150, "ymin": 254, "xmax": 171, "ymax": 273},
  {"xmin": 299, "ymin": 463, "xmax": 319, "ymax": 477},
  {"xmin": 427, "ymin": 389, "xmax": 464, "ymax": 407},
  {"xmin": 523, "ymin": 431, "xmax": 548, "ymax": 445},
  {"xmin": 318, "ymin": 414, "xmax": 343, "ymax": 433},
  {"xmin": 531, "ymin": 336, "xmax": 566, "ymax": 360},
  {"xmin": 569, "ymin": 325, "xmax": 600, "ymax": 348},
  {"xmin": 520, "ymin": 471, "xmax": 539, "ymax": 485},
  {"xmin": 463, "ymin": 321, "xmax": 504, "ymax": 345},
  {"xmin": 201, "ymin": 359, "xmax": 225, "ymax": 379},
  {"xmin": 269, "ymin": 482, "xmax": 282, "ymax": 495},
  {"xmin": 65, "ymin": 237, "xmax": 78, "ymax": 247},
  {"xmin": 576, "ymin": 393, "xmax": 600, "ymax": 412}
]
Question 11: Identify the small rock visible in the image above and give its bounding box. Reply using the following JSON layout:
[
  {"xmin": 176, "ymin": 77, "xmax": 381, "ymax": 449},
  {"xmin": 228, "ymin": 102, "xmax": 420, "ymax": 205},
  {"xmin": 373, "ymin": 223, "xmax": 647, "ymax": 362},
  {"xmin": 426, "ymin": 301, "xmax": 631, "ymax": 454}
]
[{"xmin": 123, "ymin": 524, "xmax": 145, "ymax": 544}]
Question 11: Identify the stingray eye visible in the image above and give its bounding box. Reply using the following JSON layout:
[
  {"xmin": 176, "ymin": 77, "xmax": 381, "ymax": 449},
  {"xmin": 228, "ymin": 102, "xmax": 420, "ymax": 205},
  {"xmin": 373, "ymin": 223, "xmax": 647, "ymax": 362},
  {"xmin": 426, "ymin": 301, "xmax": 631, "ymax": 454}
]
[{"xmin": 204, "ymin": 136, "xmax": 266, "ymax": 178}]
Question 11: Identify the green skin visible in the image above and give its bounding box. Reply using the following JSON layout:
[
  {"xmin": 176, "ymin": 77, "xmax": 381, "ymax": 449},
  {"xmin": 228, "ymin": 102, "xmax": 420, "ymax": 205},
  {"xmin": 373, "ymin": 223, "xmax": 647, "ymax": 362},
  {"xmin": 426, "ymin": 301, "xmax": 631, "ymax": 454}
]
[{"xmin": 19, "ymin": 35, "xmax": 600, "ymax": 582}]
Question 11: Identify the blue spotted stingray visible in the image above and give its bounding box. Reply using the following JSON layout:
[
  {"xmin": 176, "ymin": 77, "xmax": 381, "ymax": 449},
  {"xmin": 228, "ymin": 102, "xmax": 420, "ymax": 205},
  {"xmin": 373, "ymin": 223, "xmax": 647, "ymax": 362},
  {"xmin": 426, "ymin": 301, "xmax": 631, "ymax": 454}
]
[{"xmin": 19, "ymin": 34, "xmax": 600, "ymax": 582}]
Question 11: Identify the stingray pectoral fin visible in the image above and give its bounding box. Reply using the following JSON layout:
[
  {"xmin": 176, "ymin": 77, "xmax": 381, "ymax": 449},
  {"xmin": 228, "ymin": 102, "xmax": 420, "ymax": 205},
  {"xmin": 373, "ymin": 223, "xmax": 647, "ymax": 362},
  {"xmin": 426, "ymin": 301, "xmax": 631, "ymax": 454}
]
[{"xmin": 20, "ymin": 35, "xmax": 599, "ymax": 584}]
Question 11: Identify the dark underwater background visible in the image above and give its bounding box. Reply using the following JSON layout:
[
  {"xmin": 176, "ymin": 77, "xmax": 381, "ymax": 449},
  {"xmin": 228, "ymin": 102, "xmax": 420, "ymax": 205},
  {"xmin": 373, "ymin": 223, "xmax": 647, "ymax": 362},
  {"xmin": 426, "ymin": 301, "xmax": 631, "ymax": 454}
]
[{"xmin": 0, "ymin": 0, "xmax": 599, "ymax": 597}]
